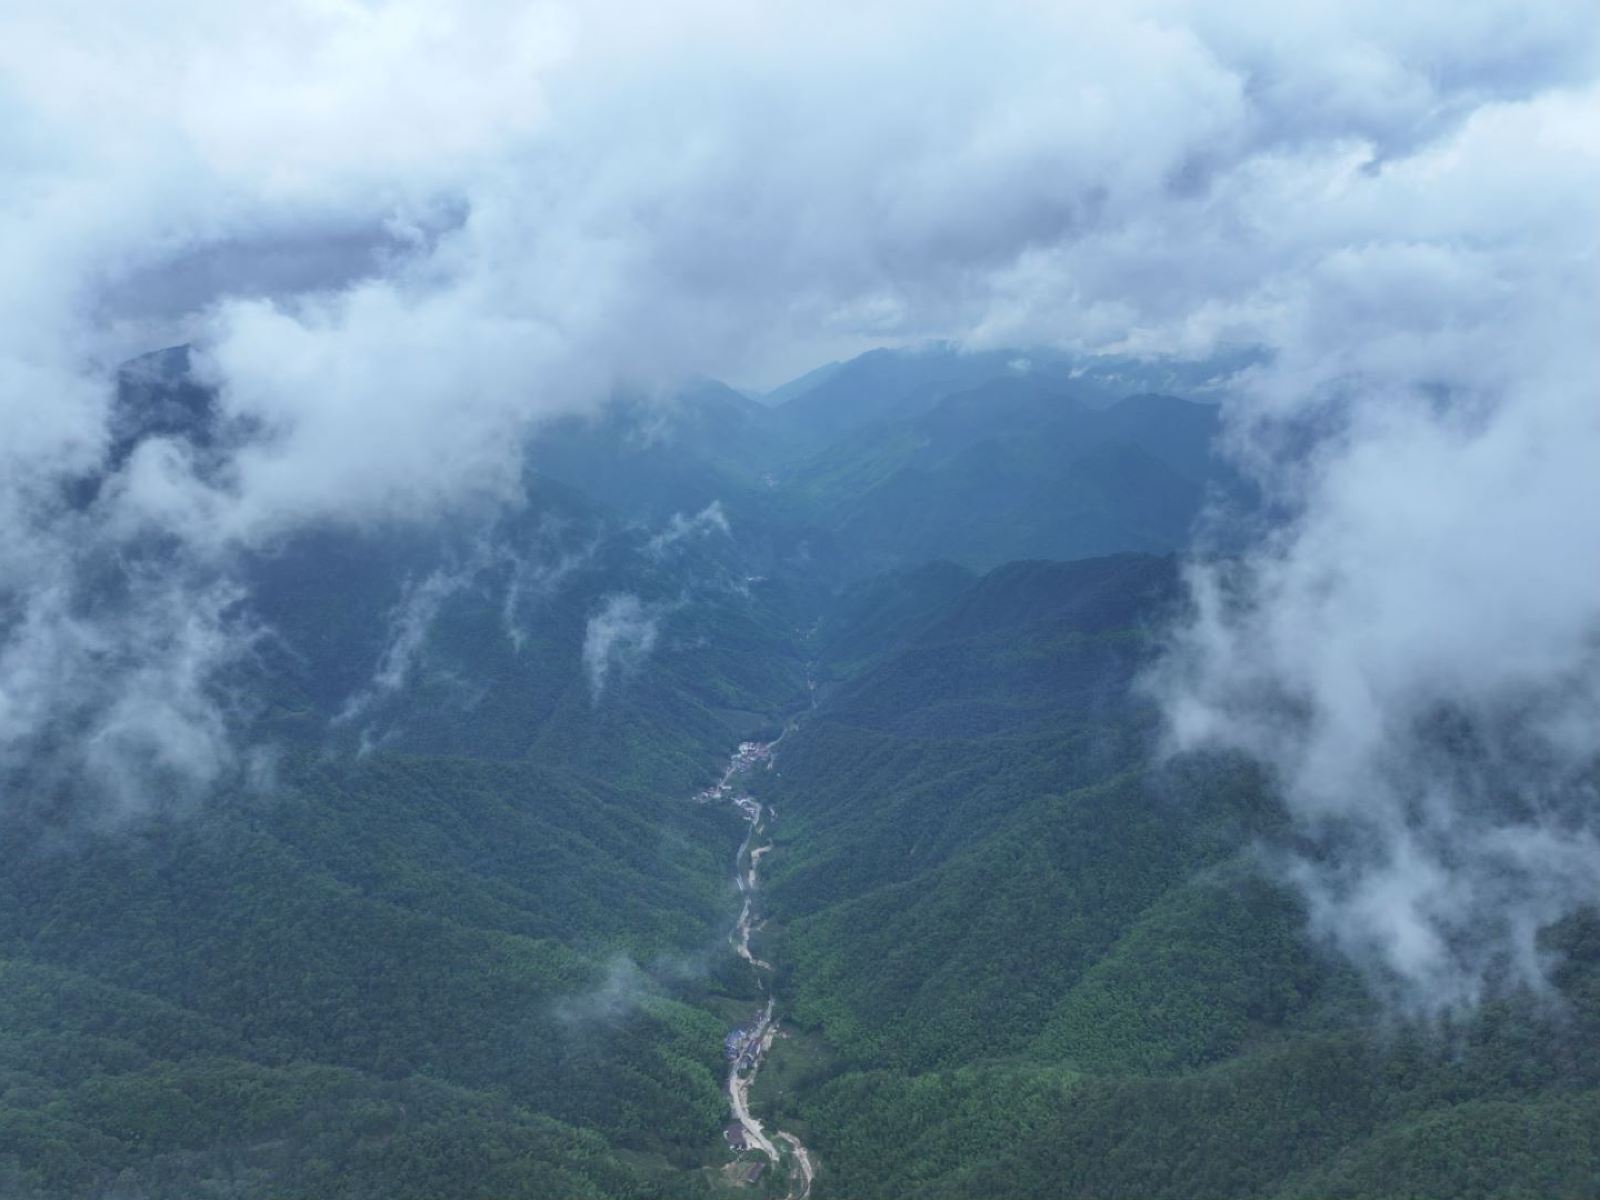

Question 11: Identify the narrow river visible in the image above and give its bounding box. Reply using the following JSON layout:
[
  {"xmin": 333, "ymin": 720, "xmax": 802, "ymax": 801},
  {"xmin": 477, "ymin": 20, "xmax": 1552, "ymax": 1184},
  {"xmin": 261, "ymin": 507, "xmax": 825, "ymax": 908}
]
[{"xmin": 698, "ymin": 737, "xmax": 817, "ymax": 1199}]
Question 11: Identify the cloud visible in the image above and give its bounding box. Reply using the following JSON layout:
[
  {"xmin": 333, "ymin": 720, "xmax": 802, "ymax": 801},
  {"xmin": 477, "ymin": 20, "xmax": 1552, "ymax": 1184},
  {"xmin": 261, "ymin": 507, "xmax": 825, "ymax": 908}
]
[
  {"xmin": 333, "ymin": 566, "xmax": 476, "ymax": 749},
  {"xmin": 582, "ymin": 594, "xmax": 665, "ymax": 703},
  {"xmin": 503, "ymin": 517, "xmax": 598, "ymax": 653},
  {"xmin": 551, "ymin": 949, "xmax": 711, "ymax": 1027},
  {"xmin": 1149, "ymin": 86, "xmax": 1600, "ymax": 1012},
  {"xmin": 0, "ymin": 556, "xmax": 260, "ymax": 821},
  {"xmin": 0, "ymin": 0, "xmax": 1594, "ymax": 844},
  {"xmin": 552, "ymin": 956, "xmax": 655, "ymax": 1027},
  {"xmin": 646, "ymin": 502, "xmax": 731, "ymax": 560}
]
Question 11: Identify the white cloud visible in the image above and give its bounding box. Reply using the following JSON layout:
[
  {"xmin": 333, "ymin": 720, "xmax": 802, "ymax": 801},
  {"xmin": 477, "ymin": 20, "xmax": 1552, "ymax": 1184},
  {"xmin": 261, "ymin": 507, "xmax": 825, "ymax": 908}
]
[
  {"xmin": 1150, "ymin": 83, "xmax": 1600, "ymax": 1011},
  {"xmin": 582, "ymin": 594, "xmax": 664, "ymax": 703},
  {"xmin": 646, "ymin": 502, "xmax": 731, "ymax": 560},
  {"xmin": 335, "ymin": 566, "xmax": 472, "ymax": 733},
  {"xmin": 503, "ymin": 518, "xmax": 598, "ymax": 653},
  {"xmin": 0, "ymin": 0, "xmax": 1594, "ymax": 869},
  {"xmin": 0, "ymin": 559, "xmax": 259, "ymax": 820}
]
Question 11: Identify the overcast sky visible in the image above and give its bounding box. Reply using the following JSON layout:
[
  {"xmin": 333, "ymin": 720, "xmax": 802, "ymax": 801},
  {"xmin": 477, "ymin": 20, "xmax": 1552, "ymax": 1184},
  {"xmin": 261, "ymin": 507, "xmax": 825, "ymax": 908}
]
[{"xmin": 1, "ymin": 0, "xmax": 1597, "ymax": 1008}]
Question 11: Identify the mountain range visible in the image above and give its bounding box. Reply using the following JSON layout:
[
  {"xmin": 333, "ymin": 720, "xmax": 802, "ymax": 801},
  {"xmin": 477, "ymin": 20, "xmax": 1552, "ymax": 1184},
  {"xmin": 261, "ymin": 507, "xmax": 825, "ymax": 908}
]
[{"xmin": 0, "ymin": 345, "xmax": 1591, "ymax": 1200}]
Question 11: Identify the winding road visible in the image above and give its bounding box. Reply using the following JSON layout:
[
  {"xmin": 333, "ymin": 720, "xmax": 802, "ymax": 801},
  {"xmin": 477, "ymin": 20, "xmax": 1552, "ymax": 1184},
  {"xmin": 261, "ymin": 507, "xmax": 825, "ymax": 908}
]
[{"xmin": 700, "ymin": 737, "xmax": 816, "ymax": 1199}]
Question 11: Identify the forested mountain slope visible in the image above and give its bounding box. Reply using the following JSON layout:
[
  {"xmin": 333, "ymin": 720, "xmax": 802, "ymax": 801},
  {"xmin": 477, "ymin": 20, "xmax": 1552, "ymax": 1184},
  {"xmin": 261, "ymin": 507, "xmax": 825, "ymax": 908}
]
[
  {"xmin": 8, "ymin": 346, "xmax": 1587, "ymax": 1200},
  {"xmin": 0, "ymin": 756, "xmax": 735, "ymax": 1199},
  {"xmin": 783, "ymin": 386, "xmax": 1239, "ymax": 573},
  {"xmin": 0, "ymin": 360, "xmax": 818, "ymax": 1197},
  {"xmin": 749, "ymin": 555, "xmax": 1600, "ymax": 1200}
]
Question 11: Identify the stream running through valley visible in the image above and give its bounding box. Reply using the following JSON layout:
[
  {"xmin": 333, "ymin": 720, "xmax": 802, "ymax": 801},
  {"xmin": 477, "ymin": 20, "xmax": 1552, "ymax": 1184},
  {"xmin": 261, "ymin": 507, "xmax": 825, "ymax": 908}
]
[{"xmin": 697, "ymin": 737, "xmax": 816, "ymax": 1199}]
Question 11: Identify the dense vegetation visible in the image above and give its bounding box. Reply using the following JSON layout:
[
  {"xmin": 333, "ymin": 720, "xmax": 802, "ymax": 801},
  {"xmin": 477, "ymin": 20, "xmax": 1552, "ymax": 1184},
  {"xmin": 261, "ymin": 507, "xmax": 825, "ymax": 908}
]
[
  {"xmin": 0, "ymin": 757, "xmax": 741, "ymax": 1197},
  {"xmin": 3, "ymin": 380, "xmax": 818, "ymax": 1195},
  {"xmin": 749, "ymin": 552, "xmax": 1600, "ymax": 1199},
  {"xmin": 4, "ymin": 344, "xmax": 1589, "ymax": 1197}
]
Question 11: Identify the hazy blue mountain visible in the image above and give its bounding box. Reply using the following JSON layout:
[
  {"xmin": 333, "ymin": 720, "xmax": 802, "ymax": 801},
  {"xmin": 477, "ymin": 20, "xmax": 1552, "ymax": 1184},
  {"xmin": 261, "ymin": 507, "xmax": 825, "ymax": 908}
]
[
  {"xmin": 759, "ymin": 358, "xmax": 847, "ymax": 407},
  {"xmin": 765, "ymin": 345, "xmax": 1066, "ymax": 459},
  {"xmin": 761, "ymin": 341, "xmax": 1255, "ymax": 438},
  {"xmin": 786, "ymin": 377, "xmax": 1242, "ymax": 572},
  {"xmin": 516, "ymin": 348, "xmax": 1246, "ymax": 581},
  {"xmin": 527, "ymin": 381, "xmax": 780, "ymax": 512}
]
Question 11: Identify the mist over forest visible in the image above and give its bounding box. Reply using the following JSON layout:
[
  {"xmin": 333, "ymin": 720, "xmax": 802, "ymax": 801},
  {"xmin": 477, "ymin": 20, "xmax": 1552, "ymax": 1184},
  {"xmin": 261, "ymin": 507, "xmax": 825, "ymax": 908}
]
[{"xmin": 0, "ymin": 2, "xmax": 1597, "ymax": 1197}]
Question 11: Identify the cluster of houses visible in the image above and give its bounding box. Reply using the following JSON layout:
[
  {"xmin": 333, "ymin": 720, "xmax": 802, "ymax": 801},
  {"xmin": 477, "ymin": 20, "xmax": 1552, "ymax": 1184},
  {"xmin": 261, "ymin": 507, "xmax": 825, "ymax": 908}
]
[
  {"xmin": 721, "ymin": 1126, "xmax": 768, "ymax": 1182},
  {"xmin": 724, "ymin": 1013, "xmax": 765, "ymax": 1071},
  {"xmin": 731, "ymin": 740, "xmax": 774, "ymax": 770},
  {"xmin": 693, "ymin": 740, "xmax": 776, "ymax": 805}
]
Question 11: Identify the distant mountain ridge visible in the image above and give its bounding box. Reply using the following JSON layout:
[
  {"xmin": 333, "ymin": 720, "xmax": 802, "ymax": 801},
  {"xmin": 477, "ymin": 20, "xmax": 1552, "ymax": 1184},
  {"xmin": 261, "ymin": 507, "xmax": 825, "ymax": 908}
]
[
  {"xmin": 519, "ymin": 342, "xmax": 1249, "ymax": 577},
  {"xmin": 105, "ymin": 342, "xmax": 1242, "ymax": 580}
]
